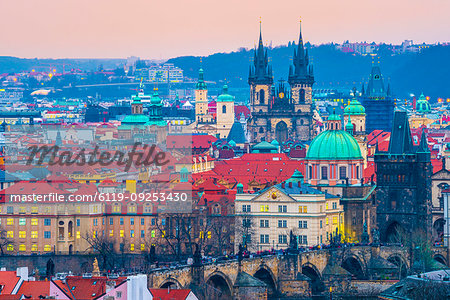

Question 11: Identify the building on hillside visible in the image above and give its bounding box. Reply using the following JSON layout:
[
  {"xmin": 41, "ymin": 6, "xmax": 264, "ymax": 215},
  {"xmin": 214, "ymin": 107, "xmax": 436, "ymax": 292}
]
[
  {"xmin": 375, "ymin": 111, "xmax": 432, "ymax": 242},
  {"xmin": 247, "ymin": 22, "xmax": 315, "ymax": 144},
  {"xmin": 235, "ymin": 170, "xmax": 343, "ymax": 252},
  {"xmin": 360, "ymin": 65, "xmax": 395, "ymax": 133}
]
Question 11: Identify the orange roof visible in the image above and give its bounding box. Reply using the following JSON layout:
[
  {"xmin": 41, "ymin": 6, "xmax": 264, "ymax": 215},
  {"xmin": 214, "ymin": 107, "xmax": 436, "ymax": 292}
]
[
  {"xmin": 149, "ymin": 289, "xmax": 192, "ymax": 300},
  {"xmin": 16, "ymin": 281, "xmax": 51, "ymax": 299},
  {"xmin": 53, "ymin": 276, "xmax": 126, "ymax": 300},
  {"xmin": 0, "ymin": 271, "xmax": 20, "ymax": 295}
]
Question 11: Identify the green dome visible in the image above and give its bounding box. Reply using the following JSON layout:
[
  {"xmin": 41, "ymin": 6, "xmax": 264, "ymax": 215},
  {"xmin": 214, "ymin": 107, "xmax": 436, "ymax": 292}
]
[
  {"xmin": 236, "ymin": 182, "xmax": 243, "ymax": 188},
  {"xmin": 416, "ymin": 93, "xmax": 431, "ymax": 113},
  {"xmin": 229, "ymin": 140, "xmax": 236, "ymax": 147},
  {"xmin": 306, "ymin": 130, "xmax": 362, "ymax": 160},
  {"xmin": 344, "ymin": 99, "xmax": 365, "ymax": 115},
  {"xmin": 271, "ymin": 139, "xmax": 280, "ymax": 146},
  {"xmin": 217, "ymin": 84, "xmax": 234, "ymax": 102},
  {"xmin": 328, "ymin": 111, "xmax": 341, "ymax": 121},
  {"xmin": 150, "ymin": 90, "xmax": 161, "ymax": 105},
  {"xmin": 285, "ymin": 169, "xmax": 304, "ymax": 184},
  {"xmin": 195, "ymin": 68, "xmax": 207, "ymax": 90},
  {"xmin": 122, "ymin": 114, "xmax": 149, "ymax": 124},
  {"xmin": 252, "ymin": 141, "xmax": 278, "ymax": 153}
]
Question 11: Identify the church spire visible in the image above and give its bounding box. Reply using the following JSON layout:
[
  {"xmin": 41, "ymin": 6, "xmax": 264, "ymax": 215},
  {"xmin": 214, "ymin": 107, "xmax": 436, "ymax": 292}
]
[
  {"xmin": 288, "ymin": 19, "xmax": 314, "ymax": 86},
  {"xmin": 248, "ymin": 20, "xmax": 273, "ymax": 85}
]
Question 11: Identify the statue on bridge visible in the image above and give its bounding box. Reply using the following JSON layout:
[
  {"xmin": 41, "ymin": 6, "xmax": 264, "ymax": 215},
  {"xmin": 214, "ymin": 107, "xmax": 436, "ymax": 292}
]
[
  {"xmin": 193, "ymin": 243, "xmax": 202, "ymax": 266},
  {"xmin": 361, "ymin": 221, "xmax": 370, "ymax": 244},
  {"xmin": 288, "ymin": 230, "xmax": 299, "ymax": 254},
  {"xmin": 372, "ymin": 228, "xmax": 380, "ymax": 246}
]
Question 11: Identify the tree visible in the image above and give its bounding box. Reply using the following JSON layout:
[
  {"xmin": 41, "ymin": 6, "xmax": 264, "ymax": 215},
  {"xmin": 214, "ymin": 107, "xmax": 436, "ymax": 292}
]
[
  {"xmin": 83, "ymin": 230, "xmax": 116, "ymax": 271},
  {"xmin": 235, "ymin": 212, "xmax": 256, "ymax": 252},
  {"xmin": 0, "ymin": 226, "xmax": 13, "ymax": 255}
]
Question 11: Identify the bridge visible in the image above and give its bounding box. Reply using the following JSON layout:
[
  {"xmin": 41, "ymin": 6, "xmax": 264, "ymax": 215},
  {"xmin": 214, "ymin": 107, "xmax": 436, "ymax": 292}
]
[{"xmin": 147, "ymin": 245, "xmax": 448, "ymax": 299}]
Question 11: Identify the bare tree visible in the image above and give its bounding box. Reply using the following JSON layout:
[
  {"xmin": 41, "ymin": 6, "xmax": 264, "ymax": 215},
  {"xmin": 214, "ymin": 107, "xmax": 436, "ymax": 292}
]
[
  {"xmin": 235, "ymin": 212, "xmax": 256, "ymax": 252},
  {"xmin": 83, "ymin": 230, "xmax": 116, "ymax": 271},
  {"xmin": 0, "ymin": 226, "xmax": 13, "ymax": 255}
]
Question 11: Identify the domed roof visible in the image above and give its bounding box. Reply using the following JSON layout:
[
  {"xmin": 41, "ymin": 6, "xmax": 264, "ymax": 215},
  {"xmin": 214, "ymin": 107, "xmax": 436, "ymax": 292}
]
[
  {"xmin": 328, "ymin": 111, "xmax": 341, "ymax": 121},
  {"xmin": 217, "ymin": 84, "xmax": 234, "ymax": 102},
  {"xmin": 271, "ymin": 139, "xmax": 280, "ymax": 146},
  {"xmin": 195, "ymin": 68, "xmax": 207, "ymax": 90},
  {"xmin": 229, "ymin": 140, "xmax": 236, "ymax": 147},
  {"xmin": 344, "ymin": 99, "xmax": 365, "ymax": 115},
  {"xmin": 236, "ymin": 182, "xmax": 243, "ymax": 188},
  {"xmin": 151, "ymin": 90, "xmax": 162, "ymax": 105},
  {"xmin": 416, "ymin": 93, "xmax": 431, "ymax": 113},
  {"xmin": 121, "ymin": 114, "xmax": 149, "ymax": 124},
  {"xmin": 306, "ymin": 130, "xmax": 362, "ymax": 160}
]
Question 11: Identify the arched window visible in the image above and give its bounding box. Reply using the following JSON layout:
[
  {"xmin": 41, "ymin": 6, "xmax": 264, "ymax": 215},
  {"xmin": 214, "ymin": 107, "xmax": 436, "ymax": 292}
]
[
  {"xmin": 309, "ymin": 166, "xmax": 313, "ymax": 179},
  {"xmin": 259, "ymin": 127, "xmax": 264, "ymax": 133},
  {"xmin": 222, "ymin": 105, "xmax": 226, "ymax": 114},
  {"xmin": 259, "ymin": 89, "xmax": 265, "ymax": 104},
  {"xmin": 300, "ymin": 89, "xmax": 306, "ymax": 103}
]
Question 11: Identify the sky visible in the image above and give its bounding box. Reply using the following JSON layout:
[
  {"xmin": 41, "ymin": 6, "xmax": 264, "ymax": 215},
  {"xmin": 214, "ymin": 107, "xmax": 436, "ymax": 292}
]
[{"xmin": 1, "ymin": 0, "xmax": 449, "ymax": 59}]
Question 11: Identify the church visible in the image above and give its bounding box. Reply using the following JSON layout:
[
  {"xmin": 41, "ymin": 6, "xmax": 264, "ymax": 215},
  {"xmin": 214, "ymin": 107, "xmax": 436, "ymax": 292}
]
[{"xmin": 247, "ymin": 22, "xmax": 315, "ymax": 144}]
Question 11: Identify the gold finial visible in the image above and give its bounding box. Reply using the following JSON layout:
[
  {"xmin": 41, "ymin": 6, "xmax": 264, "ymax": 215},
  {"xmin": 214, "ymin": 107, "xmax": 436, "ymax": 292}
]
[
  {"xmin": 259, "ymin": 16, "xmax": 262, "ymax": 24},
  {"xmin": 200, "ymin": 57, "xmax": 202, "ymax": 64}
]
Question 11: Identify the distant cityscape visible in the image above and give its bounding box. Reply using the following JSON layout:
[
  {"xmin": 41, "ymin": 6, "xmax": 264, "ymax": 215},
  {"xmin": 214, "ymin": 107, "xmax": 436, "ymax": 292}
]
[{"xmin": 1, "ymin": 20, "xmax": 450, "ymax": 300}]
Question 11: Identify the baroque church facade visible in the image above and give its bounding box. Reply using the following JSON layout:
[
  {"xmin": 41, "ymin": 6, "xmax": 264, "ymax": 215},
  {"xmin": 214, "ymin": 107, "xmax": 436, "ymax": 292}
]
[{"xmin": 247, "ymin": 23, "xmax": 315, "ymax": 144}]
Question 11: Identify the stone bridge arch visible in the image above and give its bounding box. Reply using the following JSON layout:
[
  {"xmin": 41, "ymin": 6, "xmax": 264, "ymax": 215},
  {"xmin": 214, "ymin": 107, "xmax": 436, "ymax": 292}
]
[
  {"xmin": 205, "ymin": 271, "xmax": 233, "ymax": 300},
  {"xmin": 253, "ymin": 265, "xmax": 277, "ymax": 297},
  {"xmin": 159, "ymin": 277, "xmax": 183, "ymax": 289},
  {"xmin": 301, "ymin": 263, "xmax": 325, "ymax": 295},
  {"xmin": 387, "ymin": 254, "xmax": 409, "ymax": 278},
  {"xmin": 341, "ymin": 253, "xmax": 368, "ymax": 279},
  {"xmin": 433, "ymin": 254, "xmax": 448, "ymax": 266}
]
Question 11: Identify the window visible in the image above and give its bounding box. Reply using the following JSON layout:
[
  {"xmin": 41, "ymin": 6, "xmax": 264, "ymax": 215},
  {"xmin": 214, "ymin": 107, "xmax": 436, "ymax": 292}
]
[
  {"xmin": 31, "ymin": 219, "xmax": 38, "ymax": 226},
  {"xmin": 19, "ymin": 207, "xmax": 26, "ymax": 214},
  {"xmin": 130, "ymin": 218, "xmax": 134, "ymax": 225},
  {"xmin": 278, "ymin": 220, "xmax": 287, "ymax": 228},
  {"xmin": 120, "ymin": 230, "xmax": 124, "ymax": 237},
  {"xmin": 151, "ymin": 218, "xmax": 156, "ymax": 226},
  {"xmin": 19, "ymin": 244, "xmax": 26, "ymax": 252},
  {"xmin": 31, "ymin": 206, "xmax": 38, "ymax": 214},
  {"xmin": 44, "ymin": 245, "xmax": 51, "ymax": 252},
  {"xmin": 113, "ymin": 205, "xmax": 121, "ymax": 213},
  {"xmin": 222, "ymin": 105, "xmax": 227, "ymax": 114},
  {"xmin": 326, "ymin": 203, "xmax": 329, "ymax": 210},
  {"xmin": 141, "ymin": 218, "xmax": 145, "ymax": 225},
  {"xmin": 151, "ymin": 230, "xmax": 155, "ymax": 238},
  {"xmin": 92, "ymin": 206, "xmax": 98, "ymax": 213},
  {"xmin": 299, "ymin": 220, "xmax": 308, "ymax": 229},
  {"xmin": 120, "ymin": 218, "xmax": 124, "ymax": 225},
  {"xmin": 199, "ymin": 231, "xmax": 204, "ymax": 239},
  {"xmin": 161, "ymin": 218, "xmax": 166, "ymax": 226},
  {"xmin": 7, "ymin": 231, "xmax": 13, "ymax": 238},
  {"xmin": 109, "ymin": 230, "xmax": 114, "ymax": 237},
  {"xmin": 7, "ymin": 206, "xmax": 13, "ymax": 214},
  {"xmin": 356, "ymin": 166, "xmax": 360, "ymax": 179},
  {"xmin": 102, "ymin": 218, "xmax": 105, "ymax": 225},
  {"xmin": 76, "ymin": 231, "xmax": 81, "ymax": 239},
  {"xmin": 309, "ymin": 166, "xmax": 313, "ymax": 179},
  {"xmin": 93, "ymin": 219, "xmax": 98, "ymax": 226},
  {"xmin": 140, "ymin": 244, "xmax": 145, "ymax": 251},
  {"xmin": 299, "ymin": 235, "xmax": 308, "ymax": 245},
  {"xmin": 7, "ymin": 244, "xmax": 13, "ymax": 251},
  {"xmin": 320, "ymin": 220, "xmax": 323, "ymax": 229},
  {"xmin": 207, "ymin": 231, "xmax": 212, "ymax": 239},
  {"xmin": 333, "ymin": 216, "xmax": 338, "ymax": 224},
  {"xmin": 31, "ymin": 231, "xmax": 38, "ymax": 239},
  {"xmin": 76, "ymin": 219, "xmax": 81, "ymax": 227},
  {"xmin": 7, "ymin": 218, "xmax": 13, "ymax": 225},
  {"xmin": 278, "ymin": 234, "xmax": 287, "ymax": 244},
  {"xmin": 31, "ymin": 244, "xmax": 38, "ymax": 251},
  {"xmin": 321, "ymin": 166, "xmax": 328, "ymax": 179},
  {"xmin": 339, "ymin": 166, "xmax": 347, "ymax": 180},
  {"xmin": 260, "ymin": 205, "xmax": 269, "ymax": 212},
  {"xmin": 44, "ymin": 219, "xmax": 51, "ymax": 226},
  {"xmin": 332, "ymin": 202, "xmax": 337, "ymax": 209},
  {"xmin": 260, "ymin": 234, "xmax": 269, "ymax": 244},
  {"xmin": 44, "ymin": 231, "xmax": 51, "ymax": 239},
  {"xmin": 259, "ymin": 89, "xmax": 265, "ymax": 104},
  {"xmin": 110, "ymin": 218, "xmax": 113, "ymax": 225},
  {"xmin": 326, "ymin": 218, "xmax": 329, "ymax": 225},
  {"xmin": 19, "ymin": 231, "xmax": 26, "ymax": 238},
  {"xmin": 116, "ymin": 291, "xmax": 122, "ymax": 298},
  {"xmin": 243, "ymin": 218, "xmax": 251, "ymax": 228},
  {"xmin": 130, "ymin": 244, "xmax": 135, "ymax": 251},
  {"xmin": 130, "ymin": 230, "xmax": 134, "ymax": 238},
  {"xmin": 242, "ymin": 205, "xmax": 251, "ymax": 212},
  {"xmin": 278, "ymin": 205, "xmax": 287, "ymax": 213},
  {"xmin": 141, "ymin": 230, "xmax": 145, "ymax": 238},
  {"xmin": 299, "ymin": 206, "xmax": 307, "ymax": 213},
  {"xmin": 260, "ymin": 220, "xmax": 269, "ymax": 228}
]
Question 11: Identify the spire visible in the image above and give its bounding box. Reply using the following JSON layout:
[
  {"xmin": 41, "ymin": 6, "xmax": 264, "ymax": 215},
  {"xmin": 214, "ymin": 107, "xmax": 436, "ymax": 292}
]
[
  {"xmin": 195, "ymin": 61, "xmax": 207, "ymax": 90},
  {"xmin": 417, "ymin": 127, "xmax": 429, "ymax": 153},
  {"xmin": 388, "ymin": 111, "xmax": 414, "ymax": 155},
  {"xmin": 345, "ymin": 114, "xmax": 354, "ymax": 134},
  {"xmin": 248, "ymin": 20, "xmax": 273, "ymax": 85},
  {"xmin": 288, "ymin": 19, "xmax": 314, "ymax": 85}
]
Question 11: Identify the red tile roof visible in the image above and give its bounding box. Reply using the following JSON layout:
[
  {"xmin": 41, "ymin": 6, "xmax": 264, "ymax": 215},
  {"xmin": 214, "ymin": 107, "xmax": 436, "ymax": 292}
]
[
  {"xmin": 53, "ymin": 276, "xmax": 126, "ymax": 300},
  {"xmin": 149, "ymin": 288, "xmax": 192, "ymax": 300},
  {"xmin": 16, "ymin": 281, "xmax": 51, "ymax": 299},
  {"xmin": 0, "ymin": 271, "xmax": 20, "ymax": 295}
]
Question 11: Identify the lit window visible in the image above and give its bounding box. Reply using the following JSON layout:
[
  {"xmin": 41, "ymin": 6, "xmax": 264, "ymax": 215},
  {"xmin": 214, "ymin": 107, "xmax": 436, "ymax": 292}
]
[
  {"xmin": 19, "ymin": 244, "xmax": 26, "ymax": 251},
  {"xmin": 130, "ymin": 244, "xmax": 134, "ymax": 251},
  {"xmin": 333, "ymin": 216, "xmax": 338, "ymax": 224},
  {"xmin": 44, "ymin": 245, "xmax": 51, "ymax": 252},
  {"xmin": 76, "ymin": 231, "xmax": 81, "ymax": 239},
  {"xmin": 109, "ymin": 230, "xmax": 114, "ymax": 237},
  {"xmin": 260, "ymin": 205, "xmax": 269, "ymax": 212},
  {"xmin": 128, "ymin": 205, "xmax": 136, "ymax": 213},
  {"xmin": 7, "ymin": 244, "xmax": 14, "ymax": 251},
  {"xmin": 7, "ymin": 218, "xmax": 13, "ymax": 225},
  {"xmin": 31, "ymin": 244, "xmax": 38, "ymax": 251},
  {"xmin": 93, "ymin": 231, "xmax": 96, "ymax": 238},
  {"xmin": 326, "ymin": 203, "xmax": 329, "ymax": 210},
  {"xmin": 31, "ymin": 207, "xmax": 38, "ymax": 214},
  {"xmin": 207, "ymin": 231, "xmax": 211, "ymax": 239},
  {"xmin": 140, "ymin": 244, "xmax": 145, "ymax": 251},
  {"xmin": 151, "ymin": 230, "xmax": 155, "ymax": 238},
  {"xmin": 120, "ymin": 230, "xmax": 124, "ymax": 237},
  {"xmin": 31, "ymin": 219, "xmax": 38, "ymax": 226},
  {"xmin": 7, "ymin": 231, "xmax": 13, "ymax": 238},
  {"xmin": 130, "ymin": 230, "xmax": 134, "ymax": 238},
  {"xmin": 19, "ymin": 231, "xmax": 26, "ymax": 238},
  {"xmin": 199, "ymin": 231, "xmax": 204, "ymax": 239},
  {"xmin": 19, "ymin": 207, "xmax": 26, "ymax": 214},
  {"xmin": 113, "ymin": 205, "xmax": 121, "ymax": 213},
  {"xmin": 31, "ymin": 231, "xmax": 38, "ymax": 239},
  {"xmin": 326, "ymin": 218, "xmax": 329, "ymax": 225}
]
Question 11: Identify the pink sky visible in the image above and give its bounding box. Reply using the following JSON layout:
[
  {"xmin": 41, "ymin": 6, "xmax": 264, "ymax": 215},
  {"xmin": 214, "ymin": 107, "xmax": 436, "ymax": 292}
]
[{"xmin": 1, "ymin": 0, "xmax": 449, "ymax": 59}]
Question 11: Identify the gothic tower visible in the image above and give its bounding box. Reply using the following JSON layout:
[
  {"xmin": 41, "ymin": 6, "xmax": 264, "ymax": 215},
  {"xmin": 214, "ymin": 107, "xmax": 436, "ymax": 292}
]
[
  {"xmin": 248, "ymin": 22, "xmax": 273, "ymax": 114},
  {"xmin": 375, "ymin": 111, "xmax": 432, "ymax": 242},
  {"xmin": 216, "ymin": 84, "xmax": 235, "ymax": 139},
  {"xmin": 287, "ymin": 21, "xmax": 315, "ymax": 140}
]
